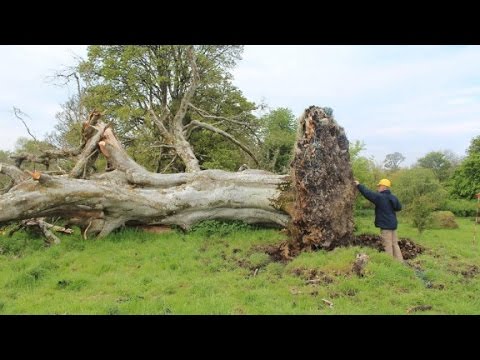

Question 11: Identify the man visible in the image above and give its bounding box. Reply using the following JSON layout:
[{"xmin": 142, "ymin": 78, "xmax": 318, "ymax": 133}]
[{"xmin": 354, "ymin": 178, "xmax": 403, "ymax": 261}]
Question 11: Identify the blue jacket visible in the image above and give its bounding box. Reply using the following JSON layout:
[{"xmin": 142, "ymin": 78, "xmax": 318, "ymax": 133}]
[{"xmin": 357, "ymin": 184, "xmax": 402, "ymax": 230}]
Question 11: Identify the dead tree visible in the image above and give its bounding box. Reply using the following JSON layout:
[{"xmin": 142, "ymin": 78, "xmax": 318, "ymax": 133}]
[{"xmin": 0, "ymin": 106, "xmax": 356, "ymax": 247}]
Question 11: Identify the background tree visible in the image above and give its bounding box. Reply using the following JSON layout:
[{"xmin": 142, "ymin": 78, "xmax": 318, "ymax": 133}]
[
  {"xmin": 350, "ymin": 141, "xmax": 384, "ymax": 210},
  {"xmin": 391, "ymin": 168, "xmax": 447, "ymax": 232},
  {"xmin": 415, "ymin": 150, "xmax": 452, "ymax": 182},
  {"xmin": 258, "ymin": 108, "xmax": 296, "ymax": 173},
  {"xmin": 449, "ymin": 135, "xmax": 480, "ymax": 199},
  {"xmin": 383, "ymin": 152, "xmax": 405, "ymax": 171},
  {"xmin": 442, "ymin": 149, "xmax": 463, "ymax": 168}
]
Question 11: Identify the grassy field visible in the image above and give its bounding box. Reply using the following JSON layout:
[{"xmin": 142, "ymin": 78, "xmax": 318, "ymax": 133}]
[{"xmin": 0, "ymin": 215, "xmax": 479, "ymax": 314}]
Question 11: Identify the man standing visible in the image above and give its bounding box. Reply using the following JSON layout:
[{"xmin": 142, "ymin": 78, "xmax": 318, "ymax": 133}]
[{"xmin": 354, "ymin": 179, "xmax": 403, "ymax": 261}]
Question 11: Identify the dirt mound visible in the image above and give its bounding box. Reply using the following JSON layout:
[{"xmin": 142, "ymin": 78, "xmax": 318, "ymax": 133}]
[
  {"xmin": 349, "ymin": 234, "xmax": 424, "ymax": 260},
  {"xmin": 263, "ymin": 233, "xmax": 425, "ymax": 262}
]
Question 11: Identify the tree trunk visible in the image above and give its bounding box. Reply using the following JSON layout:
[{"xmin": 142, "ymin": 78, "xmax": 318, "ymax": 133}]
[{"xmin": 0, "ymin": 106, "xmax": 355, "ymax": 247}]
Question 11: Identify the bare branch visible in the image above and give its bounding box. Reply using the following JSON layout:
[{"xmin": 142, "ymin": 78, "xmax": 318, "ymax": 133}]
[
  {"xmin": 188, "ymin": 120, "xmax": 259, "ymax": 165},
  {"xmin": 188, "ymin": 102, "xmax": 247, "ymax": 124},
  {"xmin": 12, "ymin": 107, "xmax": 37, "ymax": 142},
  {"xmin": 10, "ymin": 147, "xmax": 81, "ymax": 170},
  {"xmin": 162, "ymin": 155, "xmax": 178, "ymax": 173},
  {"xmin": 70, "ymin": 123, "xmax": 107, "ymax": 178},
  {"xmin": 188, "ymin": 102, "xmax": 261, "ymax": 142},
  {"xmin": 0, "ymin": 162, "xmax": 29, "ymax": 184},
  {"xmin": 172, "ymin": 46, "xmax": 200, "ymax": 128},
  {"xmin": 149, "ymin": 108, "xmax": 172, "ymax": 141},
  {"xmin": 151, "ymin": 143, "xmax": 176, "ymax": 149}
]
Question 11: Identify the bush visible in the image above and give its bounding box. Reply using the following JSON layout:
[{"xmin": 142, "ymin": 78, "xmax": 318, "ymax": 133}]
[
  {"xmin": 409, "ymin": 195, "xmax": 436, "ymax": 234},
  {"xmin": 442, "ymin": 198, "xmax": 478, "ymax": 217},
  {"xmin": 429, "ymin": 211, "xmax": 458, "ymax": 229}
]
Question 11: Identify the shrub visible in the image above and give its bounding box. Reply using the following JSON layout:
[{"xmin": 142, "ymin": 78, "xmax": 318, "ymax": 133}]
[
  {"xmin": 429, "ymin": 211, "xmax": 458, "ymax": 229},
  {"xmin": 409, "ymin": 195, "xmax": 436, "ymax": 234},
  {"xmin": 442, "ymin": 198, "xmax": 478, "ymax": 217}
]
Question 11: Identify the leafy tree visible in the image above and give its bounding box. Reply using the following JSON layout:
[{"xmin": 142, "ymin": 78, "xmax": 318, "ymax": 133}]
[
  {"xmin": 0, "ymin": 150, "xmax": 11, "ymax": 163},
  {"xmin": 392, "ymin": 168, "xmax": 446, "ymax": 206},
  {"xmin": 449, "ymin": 136, "xmax": 480, "ymax": 199},
  {"xmin": 350, "ymin": 141, "xmax": 377, "ymax": 185},
  {"xmin": 350, "ymin": 141, "xmax": 385, "ymax": 209},
  {"xmin": 442, "ymin": 149, "xmax": 463, "ymax": 167},
  {"xmin": 409, "ymin": 195, "xmax": 436, "ymax": 234},
  {"xmin": 258, "ymin": 108, "xmax": 296, "ymax": 173},
  {"xmin": 72, "ymin": 45, "xmax": 258, "ymax": 173},
  {"xmin": 415, "ymin": 151, "xmax": 452, "ymax": 182},
  {"xmin": 383, "ymin": 152, "xmax": 405, "ymax": 171},
  {"xmin": 391, "ymin": 168, "xmax": 447, "ymax": 232},
  {"xmin": 467, "ymin": 135, "xmax": 480, "ymax": 155}
]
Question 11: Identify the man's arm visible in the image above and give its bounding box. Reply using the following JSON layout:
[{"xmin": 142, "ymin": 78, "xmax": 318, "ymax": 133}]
[
  {"xmin": 355, "ymin": 183, "xmax": 380, "ymax": 204},
  {"xmin": 392, "ymin": 197, "xmax": 402, "ymax": 211}
]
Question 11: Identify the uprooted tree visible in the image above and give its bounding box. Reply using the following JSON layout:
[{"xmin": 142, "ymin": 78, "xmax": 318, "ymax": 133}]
[{"xmin": 0, "ymin": 105, "xmax": 356, "ymax": 252}]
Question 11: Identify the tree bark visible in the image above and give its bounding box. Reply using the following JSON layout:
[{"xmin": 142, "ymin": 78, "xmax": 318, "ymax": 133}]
[{"xmin": 0, "ymin": 167, "xmax": 290, "ymax": 238}]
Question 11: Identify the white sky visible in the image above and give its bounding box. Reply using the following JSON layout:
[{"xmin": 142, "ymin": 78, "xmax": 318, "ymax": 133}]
[{"xmin": 1, "ymin": 45, "xmax": 479, "ymax": 165}]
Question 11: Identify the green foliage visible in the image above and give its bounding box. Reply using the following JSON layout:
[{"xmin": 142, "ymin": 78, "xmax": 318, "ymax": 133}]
[
  {"xmin": 190, "ymin": 220, "xmax": 255, "ymax": 238},
  {"xmin": 190, "ymin": 131, "xmax": 246, "ymax": 171},
  {"xmin": 409, "ymin": 195, "xmax": 436, "ymax": 233},
  {"xmin": 48, "ymin": 95, "xmax": 87, "ymax": 150},
  {"xmin": 429, "ymin": 211, "xmax": 458, "ymax": 229},
  {"xmin": 72, "ymin": 45, "xmax": 258, "ymax": 172},
  {"xmin": 449, "ymin": 153, "xmax": 480, "ymax": 199},
  {"xmin": 467, "ymin": 135, "xmax": 480, "ymax": 155},
  {"xmin": 441, "ymin": 198, "xmax": 478, "ymax": 217},
  {"xmin": 0, "ymin": 150, "xmax": 12, "ymax": 163},
  {"xmin": 448, "ymin": 136, "xmax": 480, "ymax": 199},
  {"xmin": 0, "ymin": 150, "xmax": 13, "ymax": 190},
  {"xmin": 257, "ymin": 108, "xmax": 296, "ymax": 173},
  {"xmin": 392, "ymin": 168, "xmax": 446, "ymax": 208},
  {"xmin": 350, "ymin": 141, "xmax": 377, "ymax": 185},
  {"xmin": 415, "ymin": 151, "xmax": 453, "ymax": 182},
  {"xmin": 383, "ymin": 152, "xmax": 405, "ymax": 171},
  {"xmin": 350, "ymin": 141, "xmax": 385, "ymax": 209},
  {"xmin": 0, "ymin": 229, "xmax": 45, "ymax": 256},
  {"xmin": 392, "ymin": 168, "xmax": 448, "ymax": 232}
]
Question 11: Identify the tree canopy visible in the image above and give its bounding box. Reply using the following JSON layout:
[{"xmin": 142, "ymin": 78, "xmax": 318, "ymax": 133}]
[
  {"xmin": 449, "ymin": 136, "xmax": 480, "ymax": 198},
  {"xmin": 383, "ymin": 152, "xmax": 405, "ymax": 171},
  {"xmin": 55, "ymin": 45, "xmax": 260, "ymax": 173},
  {"xmin": 416, "ymin": 151, "xmax": 452, "ymax": 182}
]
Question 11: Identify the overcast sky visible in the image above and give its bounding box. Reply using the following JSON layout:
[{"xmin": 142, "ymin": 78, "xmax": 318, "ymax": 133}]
[{"xmin": 1, "ymin": 45, "xmax": 479, "ymax": 165}]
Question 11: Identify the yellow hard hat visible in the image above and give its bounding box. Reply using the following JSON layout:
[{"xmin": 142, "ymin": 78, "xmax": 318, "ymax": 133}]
[{"xmin": 377, "ymin": 178, "xmax": 391, "ymax": 187}]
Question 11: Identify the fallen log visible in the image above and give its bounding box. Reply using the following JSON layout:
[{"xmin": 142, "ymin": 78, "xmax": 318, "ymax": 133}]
[{"xmin": 0, "ymin": 106, "xmax": 355, "ymax": 246}]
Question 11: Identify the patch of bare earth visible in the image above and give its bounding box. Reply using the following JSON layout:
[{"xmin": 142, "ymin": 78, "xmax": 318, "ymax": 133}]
[{"xmin": 260, "ymin": 233, "xmax": 425, "ymax": 263}]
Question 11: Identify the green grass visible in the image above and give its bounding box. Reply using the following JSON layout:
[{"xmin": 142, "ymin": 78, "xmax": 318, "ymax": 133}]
[{"xmin": 1, "ymin": 216, "xmax": 479, "ymax": 314}]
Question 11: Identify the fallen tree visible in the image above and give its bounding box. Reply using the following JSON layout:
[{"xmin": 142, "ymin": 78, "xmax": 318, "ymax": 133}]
[{"xmin": 0, "ymin": 106, "xmax": 355, "ymax": 249}]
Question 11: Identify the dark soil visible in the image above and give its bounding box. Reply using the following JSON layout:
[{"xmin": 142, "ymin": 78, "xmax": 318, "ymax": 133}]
[{"xmin": 262, "ymin": 233, "xmax": 425, "ymax": 262}]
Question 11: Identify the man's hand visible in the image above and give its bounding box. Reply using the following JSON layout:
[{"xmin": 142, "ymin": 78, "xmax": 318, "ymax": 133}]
[{"xmin": 354, "ymin": 180, "xmax": 360, "ymax": 186}]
